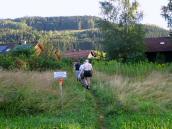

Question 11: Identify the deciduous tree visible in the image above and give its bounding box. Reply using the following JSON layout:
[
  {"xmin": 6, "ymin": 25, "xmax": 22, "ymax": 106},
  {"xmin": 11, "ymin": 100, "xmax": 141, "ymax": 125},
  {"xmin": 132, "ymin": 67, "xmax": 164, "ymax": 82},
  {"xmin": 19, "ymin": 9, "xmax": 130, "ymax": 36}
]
[
  {"xmin": 99, "ymin": 0, "xmax": 145, "ymax": 62},
  {"xmin": 161, "ymin": 0, "xmax": 172, "ymax": 34}
]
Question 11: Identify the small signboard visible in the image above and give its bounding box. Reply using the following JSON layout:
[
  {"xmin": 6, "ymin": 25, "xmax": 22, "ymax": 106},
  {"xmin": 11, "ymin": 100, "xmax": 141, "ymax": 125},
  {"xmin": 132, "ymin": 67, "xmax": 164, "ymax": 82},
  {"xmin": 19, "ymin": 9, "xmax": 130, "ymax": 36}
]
[{"xmin": 54, "ymin": 71, "xmax": 67, "ymax": 79}]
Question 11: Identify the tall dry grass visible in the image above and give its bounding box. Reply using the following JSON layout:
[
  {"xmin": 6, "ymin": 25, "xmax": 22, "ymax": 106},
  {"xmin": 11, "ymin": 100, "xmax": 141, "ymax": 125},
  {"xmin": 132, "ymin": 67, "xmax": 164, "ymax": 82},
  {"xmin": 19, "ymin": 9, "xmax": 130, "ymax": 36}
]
[
  {"xmin": 0, "ymin": 71, "xmax": 83, "ymax": 115},
  {"xmin": 0, "ymin": 71, "xmax": 98, "ymax": 129},
  {"xmin": 94, "ymin": 71, "xmax": 172, "ymax": 113}
]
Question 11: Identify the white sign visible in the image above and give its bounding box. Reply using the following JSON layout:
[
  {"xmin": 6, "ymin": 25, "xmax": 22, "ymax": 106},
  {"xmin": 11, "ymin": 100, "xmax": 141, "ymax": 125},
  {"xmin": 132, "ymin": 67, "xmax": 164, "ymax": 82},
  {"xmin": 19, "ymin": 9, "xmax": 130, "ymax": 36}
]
[{"xmin": 54, "ymin": 71, "xmax": 67, "ymax": 79}]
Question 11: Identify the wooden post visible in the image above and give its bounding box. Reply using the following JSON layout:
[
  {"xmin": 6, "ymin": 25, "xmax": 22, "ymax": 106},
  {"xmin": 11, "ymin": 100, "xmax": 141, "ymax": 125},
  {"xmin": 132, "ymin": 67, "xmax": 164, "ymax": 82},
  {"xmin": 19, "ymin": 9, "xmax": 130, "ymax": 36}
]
[
  {"xmin": 58, "ymin": 78, "xmax": 64, "ymax": 109},
  {"xmin": 54, "ymin": 71, "xmax": 67, "ymax": 110}
]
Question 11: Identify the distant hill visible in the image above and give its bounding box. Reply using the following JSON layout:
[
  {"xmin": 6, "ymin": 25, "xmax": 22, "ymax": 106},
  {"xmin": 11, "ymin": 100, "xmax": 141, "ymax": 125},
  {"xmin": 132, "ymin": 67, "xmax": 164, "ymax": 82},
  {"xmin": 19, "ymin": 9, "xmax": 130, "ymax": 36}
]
[
  {"xmin": 0, "ymin": 20, "xmax": 31, "ymax": 30},
  {"xmin": 0, "ymin": 16, "xmax": 169, "ymax": 37},
  {"xmin": 0, "ymin": 16, "xmax": 170, "ymax": 51},
  {"xmin": 13, "ymin": 16, "xmax": 99, "ymax": 31}
]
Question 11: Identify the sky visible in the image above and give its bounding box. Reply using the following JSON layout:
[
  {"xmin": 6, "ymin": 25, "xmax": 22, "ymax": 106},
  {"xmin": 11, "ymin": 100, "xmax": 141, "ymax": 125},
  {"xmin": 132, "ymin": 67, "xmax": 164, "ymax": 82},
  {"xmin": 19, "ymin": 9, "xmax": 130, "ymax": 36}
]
[{"xmin": 0, "ymin": 0, "xmax": 169, "ymax": 29}]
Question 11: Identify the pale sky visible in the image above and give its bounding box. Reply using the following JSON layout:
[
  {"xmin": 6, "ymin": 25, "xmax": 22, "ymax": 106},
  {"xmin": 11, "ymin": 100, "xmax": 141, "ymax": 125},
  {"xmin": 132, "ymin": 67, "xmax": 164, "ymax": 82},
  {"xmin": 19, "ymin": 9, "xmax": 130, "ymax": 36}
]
[{"xmin": 0, "ymin": 0, "xmax": 169, "ymax": 29}]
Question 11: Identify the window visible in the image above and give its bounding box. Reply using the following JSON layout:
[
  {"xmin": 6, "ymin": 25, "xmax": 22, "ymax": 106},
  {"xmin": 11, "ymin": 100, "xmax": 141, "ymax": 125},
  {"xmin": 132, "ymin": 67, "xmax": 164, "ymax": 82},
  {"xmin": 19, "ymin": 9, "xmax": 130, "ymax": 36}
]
[{"xmin": 160, "ymin": 42, "xmax": 165, "ymax": 45}]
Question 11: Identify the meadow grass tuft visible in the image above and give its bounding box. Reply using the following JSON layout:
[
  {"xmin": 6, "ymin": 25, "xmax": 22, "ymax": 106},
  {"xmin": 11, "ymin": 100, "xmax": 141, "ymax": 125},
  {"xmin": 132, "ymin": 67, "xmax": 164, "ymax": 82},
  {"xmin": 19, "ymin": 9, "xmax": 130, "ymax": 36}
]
[
  {"xmin": 92, "ymin": 62, "xmax": 172, "ymax": 129},
  {"xmin": 93, "ymin": 60, "xmax": 169, "ymax": 77},
  {"xmin": 0, "ymin": 61, "xmax": 172, "ymax": 129},
  {"xmin": 0, "ymin": 71, "xmax": 98, "ymax": 129}
]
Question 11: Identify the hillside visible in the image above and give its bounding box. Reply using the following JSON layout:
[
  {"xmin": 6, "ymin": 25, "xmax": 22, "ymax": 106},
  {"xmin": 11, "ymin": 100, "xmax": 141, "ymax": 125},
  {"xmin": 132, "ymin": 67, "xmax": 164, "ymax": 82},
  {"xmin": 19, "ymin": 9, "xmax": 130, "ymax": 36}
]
[
  {"xmin": 0, "ymin": 16, "xmax": 169, "ymax": 51},
  {"xmin": 0, "ymin": 16, "xmax": 169, "ymax": 34},
  {"xmin": 13, "ymin": 16, "xmax": 99, "ymax": 31}
]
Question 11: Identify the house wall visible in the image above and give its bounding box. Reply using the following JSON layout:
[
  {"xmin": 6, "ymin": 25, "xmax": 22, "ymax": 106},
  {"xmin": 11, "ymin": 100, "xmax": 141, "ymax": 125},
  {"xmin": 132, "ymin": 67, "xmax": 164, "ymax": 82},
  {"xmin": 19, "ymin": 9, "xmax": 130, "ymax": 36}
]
[{"xmin": 146, "ymin": 52, "xmax": 172, "ymax": 62}]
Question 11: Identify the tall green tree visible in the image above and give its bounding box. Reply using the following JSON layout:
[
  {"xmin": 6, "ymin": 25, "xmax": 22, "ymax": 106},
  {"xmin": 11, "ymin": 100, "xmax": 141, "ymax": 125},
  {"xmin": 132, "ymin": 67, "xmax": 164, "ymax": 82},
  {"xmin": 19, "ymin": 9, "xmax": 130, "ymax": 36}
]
[
  {"xmin": 99, "ymin": 0, "xmax": 145, "ymax": 62},
  {"xmin": 161, "ymin": 0, "xmax": 172, "ymax": 33}
]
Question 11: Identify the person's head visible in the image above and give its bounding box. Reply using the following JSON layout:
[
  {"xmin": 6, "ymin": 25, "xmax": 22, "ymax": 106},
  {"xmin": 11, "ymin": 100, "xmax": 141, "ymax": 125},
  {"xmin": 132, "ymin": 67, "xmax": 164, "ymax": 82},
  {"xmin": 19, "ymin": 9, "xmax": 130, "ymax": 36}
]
[{"xmin": 85, "ymin": 59, "xmax": 89, "ymax": 63}]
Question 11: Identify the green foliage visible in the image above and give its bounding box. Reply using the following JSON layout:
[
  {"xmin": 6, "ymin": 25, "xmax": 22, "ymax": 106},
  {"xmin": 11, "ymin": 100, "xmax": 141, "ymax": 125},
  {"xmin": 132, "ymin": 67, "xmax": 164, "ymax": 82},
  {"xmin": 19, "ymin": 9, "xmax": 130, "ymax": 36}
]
[
  {"xmin": 0, "ymin": 29, "xmax": 41, "ymax": 44},
  {"xmin": 0, "ymin": 53, "xmax": 66, "ymax": 71},
  {"xmin": 161, "ymin": 0, "xmax": 172, "ymax": 30},
  {"xmin": 14, "ymin": 16, "xmax": 99, "ymax": 31},
  {"xmin": 0, "ymin": 16, "xmax": 169, "ymax": 52},
  {"xmin": 28, "ymin": 55, "xmax": 62, "ymax": 71},
  {"xmin": 12, "ymin": 44, "xmax": 35, "ymax": 57},
  {"xmin": 0, "ymin": 54, "xmax": 15, "ymax": 70},
  {"xmin": 0, "ymin": 20, "xmax": 31, "ymax": 30},
  {"xmin": 99, "ymin": 0, "xmax": 146, "ymax": 62}
]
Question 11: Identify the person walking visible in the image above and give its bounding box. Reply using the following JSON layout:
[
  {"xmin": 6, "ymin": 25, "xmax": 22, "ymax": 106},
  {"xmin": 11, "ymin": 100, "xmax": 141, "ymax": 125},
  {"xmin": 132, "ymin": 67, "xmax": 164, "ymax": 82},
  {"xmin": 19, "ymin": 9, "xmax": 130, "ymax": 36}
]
[
  {"xmin": 74, "ymin": 61, "xmax": 81, "ymax": 81},
  {"xmin": 83, "ymin": 59, "xmax": 93, "ymax": 89},
  {"xmin": 78, "ymin": 63, "xmax": 85, "ymax": 85}
]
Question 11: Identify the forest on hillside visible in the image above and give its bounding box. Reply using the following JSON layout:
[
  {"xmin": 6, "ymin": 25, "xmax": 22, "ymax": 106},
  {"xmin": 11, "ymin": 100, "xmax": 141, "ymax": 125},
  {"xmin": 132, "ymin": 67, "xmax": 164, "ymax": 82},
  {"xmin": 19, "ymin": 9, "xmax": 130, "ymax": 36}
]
[{"xmin": 0, "ymin": 16, "xmax": 169, "ymax": 51}]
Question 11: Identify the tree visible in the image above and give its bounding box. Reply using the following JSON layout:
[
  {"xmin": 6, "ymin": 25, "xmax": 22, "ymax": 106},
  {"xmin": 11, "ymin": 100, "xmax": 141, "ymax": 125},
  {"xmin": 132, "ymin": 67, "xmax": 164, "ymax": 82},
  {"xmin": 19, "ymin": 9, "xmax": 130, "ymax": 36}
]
[
  {"xmin": 99, "ymin": 0, "xmax": 145, "ymax": 62},
  {"xmin": 161, "ymin": 0, "xmax": 172, "ymax": 34}
]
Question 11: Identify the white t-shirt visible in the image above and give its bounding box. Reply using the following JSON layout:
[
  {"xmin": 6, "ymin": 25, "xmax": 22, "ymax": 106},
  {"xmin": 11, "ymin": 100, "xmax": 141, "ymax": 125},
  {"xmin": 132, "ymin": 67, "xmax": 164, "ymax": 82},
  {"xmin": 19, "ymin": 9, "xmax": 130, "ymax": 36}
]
[
  {"xmin": 78, "ymin": 64, "xmax": 84, "ymax": 78},
  {"xmin": 79, "ymin": 64, "xmax": 84, "ymax": 72},
  {"xmin": 83, "ymin": 62, "xmax": 93, "ymax": 71}
]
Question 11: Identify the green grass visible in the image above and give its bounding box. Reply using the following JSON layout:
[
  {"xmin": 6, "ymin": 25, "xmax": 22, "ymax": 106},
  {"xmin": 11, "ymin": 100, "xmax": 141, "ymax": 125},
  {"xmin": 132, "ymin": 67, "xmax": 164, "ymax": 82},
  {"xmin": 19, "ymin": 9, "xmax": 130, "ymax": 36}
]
[
  {"xmin": 92, "ymin": 78, "xmax": 172, "ymax": 129},
  {"xmin": 0, "ymin": 61, "xmax": 172, "ymax": 129},
  {"xmin": 0, "ymin": 100, "xmax": 97, "ymax": 129},
  {"xmin": 106, "ymin": 114, "xmax": 172, "ymax": 129},
  {"xmin": 92, "ymin": 60, "xmax": 172, "ymax": 129},
  {"xmin": 93, "ymin": 60, "xmax": 170, "ymax": 77},
  {"xmin": 0, "ymin": 71, "xmax": 98, "ymax": 129}
]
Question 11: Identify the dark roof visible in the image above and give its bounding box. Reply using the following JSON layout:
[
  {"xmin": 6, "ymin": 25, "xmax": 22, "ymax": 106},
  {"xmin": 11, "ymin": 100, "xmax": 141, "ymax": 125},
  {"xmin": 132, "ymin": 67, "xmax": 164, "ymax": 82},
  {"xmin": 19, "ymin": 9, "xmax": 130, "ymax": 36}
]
[
  {"xmin": 145, "ymin": 37, "xmax": 172, "ymax": 52},
  {"xmin": 0, "ymin": 43, "xmax": 16, "ymax": 53},
  {"xmin": 64, "ymin": 50, "xmax": 95, "ymax": 59}
]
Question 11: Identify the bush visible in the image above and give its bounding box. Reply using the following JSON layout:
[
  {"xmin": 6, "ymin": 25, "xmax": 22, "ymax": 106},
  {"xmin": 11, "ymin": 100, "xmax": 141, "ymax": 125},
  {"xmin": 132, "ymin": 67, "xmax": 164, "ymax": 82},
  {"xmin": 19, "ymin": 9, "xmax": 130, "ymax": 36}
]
[
  {"xmin": 0, "ymin": 54, "xmax": 69, "ymax": 71},
  {"xmin": 28, "ymin": 55, "xmax": 62, "ymax": 71},
  {"xmin": 11, "ymin": 44, "xmax": 35, "ymax": 57},
  {"xmin": 0, "ymin": 54, "xmax": 15, "ymax": 70}
]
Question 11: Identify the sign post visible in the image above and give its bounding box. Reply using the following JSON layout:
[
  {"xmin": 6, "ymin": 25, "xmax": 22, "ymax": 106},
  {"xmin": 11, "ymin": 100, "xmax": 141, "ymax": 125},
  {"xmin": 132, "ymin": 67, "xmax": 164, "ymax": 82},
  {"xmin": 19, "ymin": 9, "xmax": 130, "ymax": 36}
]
[{"xmin": 54, "ymin": 71, "xmax": 67, "ymax": 109}]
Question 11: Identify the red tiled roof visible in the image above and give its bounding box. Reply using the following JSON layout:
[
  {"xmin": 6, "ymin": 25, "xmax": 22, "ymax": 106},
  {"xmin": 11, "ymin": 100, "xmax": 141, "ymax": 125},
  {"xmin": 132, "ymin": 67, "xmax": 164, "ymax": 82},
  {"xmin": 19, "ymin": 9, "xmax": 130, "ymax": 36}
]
[
  {"xmin": 64, "ymin": 50, "xmax": 93, "ymax": 59},
  {"xmin": 145, "ymin": 37, "xmax": 172, "ymax": 52}
]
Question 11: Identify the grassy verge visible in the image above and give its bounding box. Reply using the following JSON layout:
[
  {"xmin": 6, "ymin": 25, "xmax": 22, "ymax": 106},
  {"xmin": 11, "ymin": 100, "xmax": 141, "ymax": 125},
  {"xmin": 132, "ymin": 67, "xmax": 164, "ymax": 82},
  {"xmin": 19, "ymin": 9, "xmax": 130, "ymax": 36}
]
[
  {"xmin": 0, "ymin": 71, "xmax": 98, "ymax": 129},
  {"xmin": 1, "ymin": 61, "xmax": 172, "ymax": 129},
  {"xmin": 106, "ymin": 114, "xmax": 172, "ymax": 129},
  {"xmin": 93, "ymin": 60, "xmax": 172, "ymax": 77},
  {"xmin": 92, "ymin": 70, "xmax": 172, "ymax": 129}
]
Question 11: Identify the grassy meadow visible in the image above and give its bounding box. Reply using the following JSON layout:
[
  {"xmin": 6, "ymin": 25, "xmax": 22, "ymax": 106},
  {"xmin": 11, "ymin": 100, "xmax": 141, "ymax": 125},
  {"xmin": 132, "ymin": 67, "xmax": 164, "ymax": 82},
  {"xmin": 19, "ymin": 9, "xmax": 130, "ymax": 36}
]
[
  {"xmin": 93, "ymin": 61, "xmax": 172, "ymax": 129},
  {"xmin": 0, "ymin": 71, "xmax": 98, "ymax": 129},
  {"xmin": 0, "ymin": 61, "xmax": 172, "ymax": 129}
]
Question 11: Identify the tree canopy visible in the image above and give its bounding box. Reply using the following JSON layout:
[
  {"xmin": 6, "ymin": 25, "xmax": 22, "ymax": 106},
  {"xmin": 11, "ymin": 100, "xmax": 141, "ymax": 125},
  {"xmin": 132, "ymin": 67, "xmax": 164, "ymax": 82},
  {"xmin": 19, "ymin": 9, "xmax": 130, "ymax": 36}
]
[
  {"xmin": 99, "ymin": 0, "xmax": 145, "ymax": 62},
  {"xmin": 161, "ymin": 0, "xmax": 172, "ymax": 30}
]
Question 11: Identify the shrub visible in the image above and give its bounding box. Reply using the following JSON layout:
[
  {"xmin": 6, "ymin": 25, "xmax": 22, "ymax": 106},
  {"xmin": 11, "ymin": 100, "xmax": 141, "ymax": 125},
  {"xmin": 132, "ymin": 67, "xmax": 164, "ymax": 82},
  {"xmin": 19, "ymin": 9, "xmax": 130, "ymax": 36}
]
[
  {"xmin": 0, "ymin": 54, "xmax": 15, "ymax": 70},
  {"xmin": 0, "ymin": 53, "xmax": 73, "ymax": 71},
  {"xmin": 28, "ymin": 55, "xmax": 62, "ymax": 71},
  {"xmin": 11, "ymin": 44, "xmax": 35, "ymax": 57}
]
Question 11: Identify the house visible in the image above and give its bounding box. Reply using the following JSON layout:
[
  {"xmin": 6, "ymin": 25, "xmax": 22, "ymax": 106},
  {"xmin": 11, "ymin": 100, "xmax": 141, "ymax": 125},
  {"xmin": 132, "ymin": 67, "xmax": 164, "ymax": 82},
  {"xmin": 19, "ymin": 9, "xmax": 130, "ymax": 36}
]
[
  {"xmin": 0, "ymin": 43, "xmax": 16, "ymax": 54},
  {"xmin": 145, "ymin": 37, "xmax": 172, "ymax": 62},
  {"xmin": 64, "ymin": 50, "xmax": 96, "ymax": 60}
]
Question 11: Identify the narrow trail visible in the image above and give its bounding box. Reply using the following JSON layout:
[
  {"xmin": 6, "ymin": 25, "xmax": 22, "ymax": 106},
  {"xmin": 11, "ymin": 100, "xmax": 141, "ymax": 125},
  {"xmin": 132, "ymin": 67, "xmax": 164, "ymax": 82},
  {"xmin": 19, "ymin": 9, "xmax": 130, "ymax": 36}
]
[{"xmin": 91, "ymin": 89, "xmax": 107, "ymax": 129}]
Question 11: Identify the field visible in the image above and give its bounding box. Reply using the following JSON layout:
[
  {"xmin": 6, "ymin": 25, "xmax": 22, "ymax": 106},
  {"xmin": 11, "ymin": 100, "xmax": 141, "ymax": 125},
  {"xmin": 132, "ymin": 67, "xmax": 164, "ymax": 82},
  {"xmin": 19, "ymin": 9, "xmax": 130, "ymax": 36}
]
[{"xmin": 0, "ymin": 61, "xmax": 172, "ymax": 129}]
